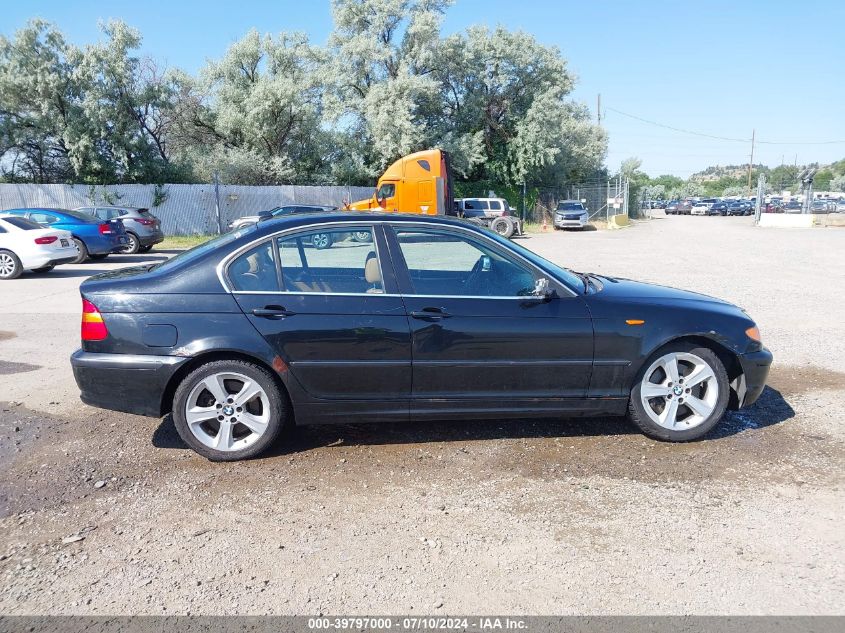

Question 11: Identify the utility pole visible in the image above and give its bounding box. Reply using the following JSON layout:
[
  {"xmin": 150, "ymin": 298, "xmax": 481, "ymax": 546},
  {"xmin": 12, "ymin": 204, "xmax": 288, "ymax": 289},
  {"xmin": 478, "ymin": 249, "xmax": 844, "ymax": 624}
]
[
  {"xmin": 747, "ymin": 129, "xmax": 755, "ymax": 194},
  {"xmin": 597, "ymin": 94, "xmax": 601, "ymax": 127}
]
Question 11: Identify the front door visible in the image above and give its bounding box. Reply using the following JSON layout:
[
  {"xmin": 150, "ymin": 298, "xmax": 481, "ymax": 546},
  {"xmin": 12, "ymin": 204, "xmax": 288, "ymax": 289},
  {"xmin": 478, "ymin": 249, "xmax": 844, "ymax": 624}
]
[
  {"xmin": 228, "ymin": 225, "xmax": 412, "ymax": 415},
  {"xmin": 385, "ymin": 226, "xmax": 594, "ymax": 415}
]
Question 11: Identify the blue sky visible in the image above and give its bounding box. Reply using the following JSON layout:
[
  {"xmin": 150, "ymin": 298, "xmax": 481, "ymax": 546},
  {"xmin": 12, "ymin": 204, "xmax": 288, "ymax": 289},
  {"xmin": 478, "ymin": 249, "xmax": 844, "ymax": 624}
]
[{"xmin": 3, "ymin": 0, "xmax": 844, "ymax": 177}]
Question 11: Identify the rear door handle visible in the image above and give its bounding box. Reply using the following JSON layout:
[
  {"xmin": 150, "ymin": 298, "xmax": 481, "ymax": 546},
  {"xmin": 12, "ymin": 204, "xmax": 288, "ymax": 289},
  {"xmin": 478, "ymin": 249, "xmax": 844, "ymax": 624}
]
[
  {"xmin": 252, "ymin": 305, "xmax": 295, "ymax": 319},
  {"xmin": 410, "ymin": 307, "xmax": 452, "ymax": 320}
]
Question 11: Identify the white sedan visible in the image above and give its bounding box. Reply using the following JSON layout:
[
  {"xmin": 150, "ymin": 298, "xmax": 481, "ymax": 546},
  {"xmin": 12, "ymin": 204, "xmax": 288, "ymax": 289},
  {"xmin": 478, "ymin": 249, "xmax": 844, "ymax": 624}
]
[
  {"xmin": 0, "ymin": 215, "xmax": 79, "ymax": 279},
  {"xmin": 691, "ymin": 202, "xmax": 711, "ymax": 216}
]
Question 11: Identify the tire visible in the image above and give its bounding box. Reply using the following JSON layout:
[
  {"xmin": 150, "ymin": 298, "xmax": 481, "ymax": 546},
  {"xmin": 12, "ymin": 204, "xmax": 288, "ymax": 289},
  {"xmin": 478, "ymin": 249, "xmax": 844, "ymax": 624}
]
[
  {"xmin": 89, "ymin": 253, "xmax": 109, "ymax": 261},
  {"xmin": 71, "ymin": 238, "xmax": 88, "ymax": 264},
  {"xmin": 172, "ymin": 359, "xmax": 289, "ymax": 461},
  {"xmin": 311, "ymin": 233, "xmax": 333, "ymax": 249},
  {"xmin": 32, "ymin": 265, "xmax": 55, "ymax": 273},
  {"xmin": 121, "ymin": 232, "xmax": 140, "ymax": 254},
  {"xmin": 627, "ymin": 342, "xmax": 730, "ymax": 442},
  {"xmin": 0, "ymin": 249, "xmax": 23, "ymax": 280},
  {"xmin": 490, "ymin": 216, "xmax": 515, "ymax": 238},
  {"xmin": 352, "ymin": 231, "xmax": 373, "ymax": 243},
  {"xmin": 138, "ymin": 245, "xmax": 153, "ymax": 253}
]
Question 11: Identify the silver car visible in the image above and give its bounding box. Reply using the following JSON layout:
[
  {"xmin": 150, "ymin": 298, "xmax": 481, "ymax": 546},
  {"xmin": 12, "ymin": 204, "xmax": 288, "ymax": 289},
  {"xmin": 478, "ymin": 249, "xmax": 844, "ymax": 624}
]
[
  {"xmin": 554, "ymin": 200, "xmax": 589, "ymax": 229},
  {"xmin": 229, "ymin": 204, "xmax": 337, "ymax": 231}
]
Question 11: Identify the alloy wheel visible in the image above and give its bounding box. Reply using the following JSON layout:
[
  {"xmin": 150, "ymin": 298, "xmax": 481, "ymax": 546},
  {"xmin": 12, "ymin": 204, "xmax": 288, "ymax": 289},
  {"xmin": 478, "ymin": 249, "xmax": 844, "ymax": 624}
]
[
  {"xmin": 639, "ymin": 351, "xmax": 719, "ymax": 430},
  {"xmin": 184, "ymin": 372, "xmax": 271, "ymax": 452},
  {"xmin": 0, "ymin": 252, "xmax": 17, "ymax": 278}
]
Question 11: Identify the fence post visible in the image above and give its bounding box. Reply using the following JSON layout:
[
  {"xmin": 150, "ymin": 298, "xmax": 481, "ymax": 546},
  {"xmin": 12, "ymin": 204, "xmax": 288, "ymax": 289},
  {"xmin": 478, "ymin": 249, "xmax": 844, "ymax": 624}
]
[{"xmin": 213, "ymin": 172, "xmax": 223, "ymax": 235}]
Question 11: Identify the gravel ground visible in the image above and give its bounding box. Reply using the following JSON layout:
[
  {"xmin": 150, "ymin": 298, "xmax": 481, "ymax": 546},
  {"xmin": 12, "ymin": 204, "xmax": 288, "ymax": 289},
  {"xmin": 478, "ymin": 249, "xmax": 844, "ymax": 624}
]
[{"xmin": 0, "ymin": 216, "xmax": 843, "ymax": 615}]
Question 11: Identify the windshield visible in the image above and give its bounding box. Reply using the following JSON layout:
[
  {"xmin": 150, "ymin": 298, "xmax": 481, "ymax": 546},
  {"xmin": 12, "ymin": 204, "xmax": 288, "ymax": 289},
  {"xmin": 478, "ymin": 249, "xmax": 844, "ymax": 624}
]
[
  {"xmin": 482, "ymin": 227, "xmax": 584, "ymax": 291},
  {"xmin": 60, "ymin": 209, "xmax": 100, "ymax": 221},
  {"xmin": 150, "ymin": 228, "xmax": 254, "ymax": 272},
  {"xmin": 556, "ymin": 202, "xmax": 584, "ymax": 211}
]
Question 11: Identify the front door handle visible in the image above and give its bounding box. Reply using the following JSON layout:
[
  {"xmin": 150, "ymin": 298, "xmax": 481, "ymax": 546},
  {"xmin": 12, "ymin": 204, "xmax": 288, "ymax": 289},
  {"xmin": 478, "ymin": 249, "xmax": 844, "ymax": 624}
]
[
  {"xmin": 410, "ymin": 307, "xmax": 452, "ymax": 320},
  {"xmin": 252, "ymin": 305, "xmax": 295, "ymax": 319}
]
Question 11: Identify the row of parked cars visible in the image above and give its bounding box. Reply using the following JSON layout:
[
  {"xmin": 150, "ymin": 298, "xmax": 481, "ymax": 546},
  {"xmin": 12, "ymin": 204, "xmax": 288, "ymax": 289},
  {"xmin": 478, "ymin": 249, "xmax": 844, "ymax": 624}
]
[{"xmin": 0, "ymin": 206, "xmax": 163, "ymax": 280}]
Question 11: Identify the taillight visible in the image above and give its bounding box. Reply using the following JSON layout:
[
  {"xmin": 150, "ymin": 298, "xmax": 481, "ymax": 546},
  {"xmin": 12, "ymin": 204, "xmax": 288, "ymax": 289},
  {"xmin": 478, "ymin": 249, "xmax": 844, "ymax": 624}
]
[
  {"xmin": 135, "ymin": 218, "xmax": 154, "ymax": 226},
  {"xmin": 98, "ymin": 223, "xmax": 113, "ymax": 234},
  {"xmin": 81, "ymin": 299, "xmax": 109, "ymax": 341},
  {"xmin": 34, "ymin": 236, "xmax": 58, "ymax": 244}
]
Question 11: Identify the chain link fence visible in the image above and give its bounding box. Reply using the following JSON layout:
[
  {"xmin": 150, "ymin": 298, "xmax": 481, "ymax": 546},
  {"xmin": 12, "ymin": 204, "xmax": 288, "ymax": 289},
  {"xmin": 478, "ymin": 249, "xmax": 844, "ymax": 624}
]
[{"xmin": 522, "ymin": 179, "xmax": 629, "ymax": 226}]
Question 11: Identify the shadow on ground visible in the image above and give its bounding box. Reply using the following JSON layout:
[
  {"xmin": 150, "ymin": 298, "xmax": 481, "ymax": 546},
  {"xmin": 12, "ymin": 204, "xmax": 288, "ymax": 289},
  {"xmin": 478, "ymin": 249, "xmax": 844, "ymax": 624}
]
[{"xmin": 152, "ymin": 386, "xmax": 795, "ymax": 457}]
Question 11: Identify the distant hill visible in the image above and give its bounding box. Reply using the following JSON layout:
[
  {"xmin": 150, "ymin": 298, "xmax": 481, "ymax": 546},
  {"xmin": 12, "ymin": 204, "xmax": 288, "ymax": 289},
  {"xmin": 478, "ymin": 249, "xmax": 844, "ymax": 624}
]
[{"xmin": 690, "ymin": 164, "xmax": 768, "ymax": 182}]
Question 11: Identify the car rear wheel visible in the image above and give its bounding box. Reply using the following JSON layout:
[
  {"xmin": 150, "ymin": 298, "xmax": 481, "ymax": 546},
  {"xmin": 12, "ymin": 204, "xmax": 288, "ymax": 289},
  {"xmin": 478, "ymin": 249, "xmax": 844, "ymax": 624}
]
[
  {"xmin": 121, "ymin": 232, "xmax": 140, "ymax": 254},
  {"xmin": 71, "ymin": 238, "xmax": 88, "ymax": 264},
  {"xmin": 0, "ymin": 250, "xmax": 23, "ymax": 280},
  {"xmin": 352, "ymin": 231, "xmax": 373, "ymax": 243},
  {"xmin": 627, "ymin": 343, "xmax": 729, "ymax": 442},
  {"xmin": 172, "ymin": 360, "xmax": 289, "ymax": 461}
]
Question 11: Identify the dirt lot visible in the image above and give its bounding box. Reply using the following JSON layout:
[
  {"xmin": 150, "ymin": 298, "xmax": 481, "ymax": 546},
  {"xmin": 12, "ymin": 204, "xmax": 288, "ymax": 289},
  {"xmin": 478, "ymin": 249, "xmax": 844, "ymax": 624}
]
[{"xmin": 0, "ymin": 216, "xmax": 843, "ymax": 615}]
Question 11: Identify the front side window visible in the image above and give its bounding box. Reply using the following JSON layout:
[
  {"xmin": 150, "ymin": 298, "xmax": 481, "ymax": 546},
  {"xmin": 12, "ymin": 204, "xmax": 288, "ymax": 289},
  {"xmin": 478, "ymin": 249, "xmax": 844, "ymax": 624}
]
[
  {"xmin": 394, "ymin": 229, "xmax": 536, "ymax": 297},
  {"xmin": 228, "ymin": 242, "xmax": 280, "ymax": 292},
  {"xmin": 276, "ymin": 227, "xmax": 382, "ymax": 294},
  {"xmin": 376, "ymin": 183, "xmax": 396, "ymax": 199}
]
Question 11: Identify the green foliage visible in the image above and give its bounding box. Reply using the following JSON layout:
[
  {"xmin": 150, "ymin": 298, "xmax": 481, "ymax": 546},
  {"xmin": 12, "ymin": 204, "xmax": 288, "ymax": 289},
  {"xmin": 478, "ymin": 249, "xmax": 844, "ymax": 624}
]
[
  {"xmin": 152, "ymin": 183, "xmax": 169, "ymax": 207},
  {"xmin": 0, "ymin": 5, "xmax": 606, "ymax": 190}
]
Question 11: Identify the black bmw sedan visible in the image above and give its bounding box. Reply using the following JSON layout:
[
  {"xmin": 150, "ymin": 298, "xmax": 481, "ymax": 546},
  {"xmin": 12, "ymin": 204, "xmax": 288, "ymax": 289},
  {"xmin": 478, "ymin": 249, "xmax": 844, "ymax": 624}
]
[{"xmin": 71, "ymin": 213, "xmax": 772, "ymax": 461}]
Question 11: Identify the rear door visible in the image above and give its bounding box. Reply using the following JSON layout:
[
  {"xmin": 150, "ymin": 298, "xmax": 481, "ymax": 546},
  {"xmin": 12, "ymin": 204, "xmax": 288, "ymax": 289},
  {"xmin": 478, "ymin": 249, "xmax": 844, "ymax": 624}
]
[
  {"xmin": 227, "ymin": 224, "xmax": 412, "ymax": 410},
  {"xmin": 385, "ymin": 224, "xmax": 594, "ymax": 414}
]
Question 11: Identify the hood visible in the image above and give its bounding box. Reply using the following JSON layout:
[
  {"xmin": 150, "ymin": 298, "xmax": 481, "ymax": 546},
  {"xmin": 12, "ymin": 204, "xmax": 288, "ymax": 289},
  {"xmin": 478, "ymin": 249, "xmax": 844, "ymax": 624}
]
[{"xmin": 591, "ymin": 275, "xmax": 732, "ymax": 307}]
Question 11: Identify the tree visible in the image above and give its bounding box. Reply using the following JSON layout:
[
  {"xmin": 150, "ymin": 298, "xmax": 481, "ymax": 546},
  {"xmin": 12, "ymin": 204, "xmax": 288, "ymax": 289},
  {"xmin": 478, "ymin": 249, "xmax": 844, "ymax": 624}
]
[
  {"xmin": 325, "ymin": 0, "xmax": 452, "ymax": 180},
  {"xmin": 172, "ymin": 29, "xmax": 330, "ymax": 184},
  {"xmin": 0, "ymin": 19, "xmax": 181, "ymax": 183},
  {"xmin": 722, "ymin": 185, "xmax": 746, "ymax": 197},
  {"xmin": 830, "ymin": 174, "xmax": 845, "ymax": 192}
]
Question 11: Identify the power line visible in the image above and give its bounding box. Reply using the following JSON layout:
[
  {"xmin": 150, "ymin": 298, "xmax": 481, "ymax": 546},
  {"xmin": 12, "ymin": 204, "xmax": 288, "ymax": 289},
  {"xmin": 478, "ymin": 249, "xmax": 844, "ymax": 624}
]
[{"xmin": 606, "ymin": 107, "xmax": 845, "ymax": 146}]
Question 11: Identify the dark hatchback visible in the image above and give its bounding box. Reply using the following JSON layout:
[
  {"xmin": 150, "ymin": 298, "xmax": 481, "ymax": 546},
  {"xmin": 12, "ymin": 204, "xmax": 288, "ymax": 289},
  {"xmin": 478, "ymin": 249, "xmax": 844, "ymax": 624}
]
[{"xmin": 71, "ymin": 213, "xmax": 772, "ymax": 461}]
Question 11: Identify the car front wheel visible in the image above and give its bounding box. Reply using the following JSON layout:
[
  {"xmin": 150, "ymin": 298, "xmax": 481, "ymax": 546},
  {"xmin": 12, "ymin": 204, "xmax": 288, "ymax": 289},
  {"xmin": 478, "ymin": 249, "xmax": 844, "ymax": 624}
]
[
  {"xmin": 627, "ymin": 343, "xmax": 729, "ymax": 442},
  {"xmin": 172, "ymin": 360, "xmax": 289, "ymax": 461},
  {"xmin": 311, "ymin": 233, "xmax": 333, "ymax": 249}
]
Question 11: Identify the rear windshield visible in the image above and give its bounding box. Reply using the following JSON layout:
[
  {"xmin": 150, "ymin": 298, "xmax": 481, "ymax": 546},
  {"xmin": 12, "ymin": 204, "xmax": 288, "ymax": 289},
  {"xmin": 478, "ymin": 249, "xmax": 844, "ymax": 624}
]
[
  {"xmin": 1, "ymin": 216, "xmax": 42, "ymax": 230},
  {"xmin": 60, "ymin": 209, "xmax": 98, "ymax": 221},
  {"xmin": 150, "ymin": 228, "xmax": 253, "ymax": 273},
  {"xmin": 557, "ymin": 202, "xmax": 585, "ymax": 211}
]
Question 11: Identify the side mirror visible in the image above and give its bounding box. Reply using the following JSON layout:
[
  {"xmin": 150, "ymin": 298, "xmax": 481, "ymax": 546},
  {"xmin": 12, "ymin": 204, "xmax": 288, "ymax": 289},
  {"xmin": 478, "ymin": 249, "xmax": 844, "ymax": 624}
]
[{"xmin": 531, "ymin": 277, "xmax": 552, "ymax": 299}]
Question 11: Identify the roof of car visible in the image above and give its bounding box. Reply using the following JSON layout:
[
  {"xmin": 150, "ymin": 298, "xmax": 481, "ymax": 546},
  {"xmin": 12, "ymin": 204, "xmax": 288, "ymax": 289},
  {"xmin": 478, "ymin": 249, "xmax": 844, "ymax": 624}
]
[{"xmin": 250, "ymin": 211, "xmax": 484, "ymax": 237}]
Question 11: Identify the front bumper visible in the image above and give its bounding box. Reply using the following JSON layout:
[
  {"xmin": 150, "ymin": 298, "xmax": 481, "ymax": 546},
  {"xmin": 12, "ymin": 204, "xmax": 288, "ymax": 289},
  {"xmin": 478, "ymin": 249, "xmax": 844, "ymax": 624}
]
[
  {"xmin": 71, "ymin": 350, "xmax": 189, "ymax": 417},
  {"xmin": 735, "ymin": 347, "xmax": 773, "ymax": 407},
  {"xmin": 554, "ymin": 215, "xmax": 588, "ymax": 228}
]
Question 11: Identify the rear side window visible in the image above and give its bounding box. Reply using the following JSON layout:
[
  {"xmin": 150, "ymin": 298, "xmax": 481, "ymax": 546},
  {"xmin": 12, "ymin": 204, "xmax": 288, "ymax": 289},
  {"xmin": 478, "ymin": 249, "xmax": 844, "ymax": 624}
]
[
  {"xmin": 489, "ymin": 200, "xmax": 502, "ymax": 210},
  {"xmin": 228, "ymin": 242, "xmax": 280, "ymax": 292},
  {"xmin": 276, "ymin": 227, "xmax": 382, "ymax": 294},
  {"xmin": 2, "ymin": 217, "xmax": 42, "ymax": 230}
]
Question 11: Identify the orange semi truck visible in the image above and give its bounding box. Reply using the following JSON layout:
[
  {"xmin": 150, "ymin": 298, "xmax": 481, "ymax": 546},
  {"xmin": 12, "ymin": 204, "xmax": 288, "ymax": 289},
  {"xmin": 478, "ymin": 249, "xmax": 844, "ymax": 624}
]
[
  {"xmin": 346, "ymin": 149, "xmax": 455, "ymax": 215},
  {"xmin": 346, "ymin": 148, "xmax": 522, "ymax": 237}
]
